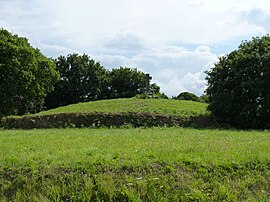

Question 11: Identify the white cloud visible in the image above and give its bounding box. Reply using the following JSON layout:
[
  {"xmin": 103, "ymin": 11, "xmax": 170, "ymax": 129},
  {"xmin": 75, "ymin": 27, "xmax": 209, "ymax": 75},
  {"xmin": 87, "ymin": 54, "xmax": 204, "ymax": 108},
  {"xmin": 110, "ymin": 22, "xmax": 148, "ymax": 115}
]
[
  {"xmin": 34, "ymin": 41, "xmax": 75, "ymax": 58},
  {"xmin": 243, "ymin": 8, "xmax": 270, "ymax": 32},
  {"xmin": 2, "ymin": 0, "xmax": 267, "ymax": 50},
  {"xmin": 1, "ymin": 0, "xmax": 270, "ymax": 96},
  {"xmin": 94, "ymin": 55, "xmax": 136, "ymax": 69},
  {"xmin": 94, "ymin": 43, "xmax": 217, "ymax": 97}
]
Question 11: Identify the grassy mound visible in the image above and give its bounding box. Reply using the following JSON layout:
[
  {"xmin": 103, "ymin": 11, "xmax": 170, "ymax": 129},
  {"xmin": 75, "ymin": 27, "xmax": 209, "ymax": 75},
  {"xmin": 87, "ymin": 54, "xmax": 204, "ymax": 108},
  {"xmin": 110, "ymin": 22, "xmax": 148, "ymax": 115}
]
[
  {"xmin": 1, "ymin": 128, "xmax": 270, "ymax": 201},
  {"xmin": 36, "ymin": 98, "xmax": 208, "ymax": 117},
  {"xmin": 3, "ymin": 98, "xmax": 214, "ymax": 129}
]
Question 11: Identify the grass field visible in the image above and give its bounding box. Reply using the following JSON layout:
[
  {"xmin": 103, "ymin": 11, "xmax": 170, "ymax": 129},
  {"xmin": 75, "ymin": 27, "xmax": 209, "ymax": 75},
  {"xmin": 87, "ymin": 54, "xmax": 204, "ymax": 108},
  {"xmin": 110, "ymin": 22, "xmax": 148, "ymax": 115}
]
[
  {"xmin": 34, "ymin": 98, "xmax": 208, "ymax": 117},
  {"xmin": 1, "ymin": 127, "xmax": 270, "ymax": 201}
]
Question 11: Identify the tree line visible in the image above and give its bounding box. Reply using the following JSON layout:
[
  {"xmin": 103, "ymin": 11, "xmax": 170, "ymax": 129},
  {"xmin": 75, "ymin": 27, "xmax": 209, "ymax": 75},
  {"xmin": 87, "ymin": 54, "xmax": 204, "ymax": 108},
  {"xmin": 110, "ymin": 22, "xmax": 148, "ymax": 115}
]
[
  {"xmin": 44, "ymin": 54, "xmax": 152, "ymax": 109},
  {"xmin": 0, "ymin": 28, "xmax": 163, "ymax": 117},
  {"xmin": 2, "ymin": 28, "xmax": 270, "ymax": 129}
]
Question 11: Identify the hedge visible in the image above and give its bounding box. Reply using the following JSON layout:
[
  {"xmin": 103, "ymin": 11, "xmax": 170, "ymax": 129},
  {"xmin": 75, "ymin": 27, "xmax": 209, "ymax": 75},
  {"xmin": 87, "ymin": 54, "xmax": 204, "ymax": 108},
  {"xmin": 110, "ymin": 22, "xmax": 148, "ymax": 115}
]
[{"xmin": 1, "ymin": 112, "xmax": 217, "ymax": 129}]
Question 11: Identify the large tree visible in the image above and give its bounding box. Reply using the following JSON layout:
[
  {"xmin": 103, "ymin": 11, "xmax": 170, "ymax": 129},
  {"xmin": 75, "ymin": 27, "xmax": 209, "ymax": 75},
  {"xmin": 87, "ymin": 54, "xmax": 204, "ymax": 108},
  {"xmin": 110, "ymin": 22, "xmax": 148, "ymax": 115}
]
[
  {"xmin": 45, "ymin": 54, "xmax": 108, "ymax": 109},
  {"xmin": 206, "ymin": 36, "xmax": 270, "ymax": 129},
  {"xmin": 108, "ymin": 67, "xmax": 146, "ymax": 98},
  {"xmin": 0, "ymin": 28, "xmax": 59, "ymax": 117}
]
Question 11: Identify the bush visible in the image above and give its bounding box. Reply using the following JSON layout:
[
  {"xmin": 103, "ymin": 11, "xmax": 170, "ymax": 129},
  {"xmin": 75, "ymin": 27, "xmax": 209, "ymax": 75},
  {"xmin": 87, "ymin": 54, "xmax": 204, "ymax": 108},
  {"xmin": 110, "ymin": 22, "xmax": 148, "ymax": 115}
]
[
  {"xmin": 3, "ymin": 112, "xmax": 218, "ymax": 129},
  {"xmin": 199, "ymin": 94, "xmax": 209, "ymax": 103},
  {"xmin": 175, "ymin": 92, "xmax": 200, "ymax": 102},
  {"xmin": 206, "ymin": 36, "xmax": 270, "ymax": 129}
]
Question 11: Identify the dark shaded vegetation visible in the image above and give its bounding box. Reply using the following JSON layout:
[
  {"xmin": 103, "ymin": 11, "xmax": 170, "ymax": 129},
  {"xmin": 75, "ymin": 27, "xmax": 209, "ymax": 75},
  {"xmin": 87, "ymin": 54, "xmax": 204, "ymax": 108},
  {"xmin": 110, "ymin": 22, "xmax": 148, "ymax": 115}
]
[
  {"xmin": 45, "ymin": 54, "xmax": 109, "ymax": 109},
  {"xmin": 206, "ymin": 35, "xmax": 270, "ymax": 129},
  {"xmin": 173, "ymin": 92, "xmax": 209, "ymax": 103},
  {"xmin": 175, "ymin": 92, "xmax": 200, "ymax": 102},
  {"xmin": 0, "ymin": 28, "xmax": 59, "ymax": 117},
  {"xmin": 108, "ymin": 67, "xmax": 146, "ymax": 99},
  {"xmin": 2, "ymin": 112, "xmax": 217, "ymax": 129}
]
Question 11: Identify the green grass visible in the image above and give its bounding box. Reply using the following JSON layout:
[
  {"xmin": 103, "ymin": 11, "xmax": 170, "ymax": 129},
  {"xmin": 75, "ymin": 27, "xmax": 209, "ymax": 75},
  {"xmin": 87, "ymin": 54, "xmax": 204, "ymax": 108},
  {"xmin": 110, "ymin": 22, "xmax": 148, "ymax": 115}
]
[
  {"xmin": 1, "ymin": 128, "xmax": 270, "ymax": 167},
  {"xmin": 34, "ymin": 98, "xmax": 208, "ymax": 117},
  {"xmin": 1, "ymin": 128, "xmax": 270, "ymax": 201}
]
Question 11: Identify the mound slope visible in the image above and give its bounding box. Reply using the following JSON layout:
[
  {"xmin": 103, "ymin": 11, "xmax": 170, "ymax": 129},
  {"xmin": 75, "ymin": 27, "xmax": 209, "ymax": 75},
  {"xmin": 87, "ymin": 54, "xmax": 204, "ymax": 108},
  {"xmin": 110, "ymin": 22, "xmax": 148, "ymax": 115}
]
[{"xmin": 3, "ymin": 98, "xmax": 216, "ymax": 129}]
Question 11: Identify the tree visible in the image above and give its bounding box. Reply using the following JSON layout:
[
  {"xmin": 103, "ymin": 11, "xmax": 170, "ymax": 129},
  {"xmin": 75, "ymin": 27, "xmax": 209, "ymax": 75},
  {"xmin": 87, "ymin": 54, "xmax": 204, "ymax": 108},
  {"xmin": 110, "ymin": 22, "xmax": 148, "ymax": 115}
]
[
  {"xmin": 150, "ymin": 83, "xmax": 168, "ymax": 99},
  {"xmin": 175, "ymin": 92, "xmax": 200, "ymax": 102},
  {"xmin": 45, "ymin": 54, "xmax": 108, "ymax": 109},
  {"xmin": 108, "ymin": 67, "xmax": 146, "ymax": 98},
  {"xmin": 199, "ymin": 94, "xmax": 209, "ymax": 103},
  {"xmin": 206, "ymin": 35, "xmax": 270, "ymax": 128},
  {"xmin": 0, "ymin": 28, "xmax": 59, "ymax": 117},
  {"xmin": 150, "ymin": 83, "xmax": 160, "ymax": 94}
]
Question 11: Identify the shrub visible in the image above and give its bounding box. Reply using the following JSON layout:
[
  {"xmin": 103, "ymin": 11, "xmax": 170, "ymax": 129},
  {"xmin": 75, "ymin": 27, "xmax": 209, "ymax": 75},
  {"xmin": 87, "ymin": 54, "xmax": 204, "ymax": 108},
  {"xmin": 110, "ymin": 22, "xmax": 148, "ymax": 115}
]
[{"xmin": 175, "ymin": 92, "xmax": 200, "ymax": 102}]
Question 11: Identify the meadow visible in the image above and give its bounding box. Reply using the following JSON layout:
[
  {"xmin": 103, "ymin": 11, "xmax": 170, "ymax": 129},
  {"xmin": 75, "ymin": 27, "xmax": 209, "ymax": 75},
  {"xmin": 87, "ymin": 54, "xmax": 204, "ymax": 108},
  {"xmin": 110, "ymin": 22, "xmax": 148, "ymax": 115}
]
[{"xmin": 1, "ymin": 127, "xmax": 270, "ymax": 201}]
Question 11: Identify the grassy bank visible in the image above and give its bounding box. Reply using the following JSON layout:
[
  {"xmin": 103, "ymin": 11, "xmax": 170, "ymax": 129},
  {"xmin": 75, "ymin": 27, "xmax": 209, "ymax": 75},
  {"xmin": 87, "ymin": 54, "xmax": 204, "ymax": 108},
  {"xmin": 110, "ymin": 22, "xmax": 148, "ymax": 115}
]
[
  {"xmin": 34, "ymin": 98, "xmax": 208, "ymax": 117},
  {"xmin": 1, "ymin": 128, "xmax": 270, "ymax": 201},
  {"xmin": 3, "ymin": 99, "xmax": 212, "ymax": 129}
]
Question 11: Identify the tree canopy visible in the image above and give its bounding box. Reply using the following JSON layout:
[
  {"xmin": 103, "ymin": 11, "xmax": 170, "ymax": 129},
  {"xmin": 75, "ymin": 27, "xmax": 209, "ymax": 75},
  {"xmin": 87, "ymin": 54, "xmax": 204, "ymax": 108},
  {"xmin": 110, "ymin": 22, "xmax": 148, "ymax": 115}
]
[
  {"xmin": 45, "ymin": 54, "xmax": 108, "ymax": 109},
  {"xmin": 175, "ymin": 92, "xmax": 200, "ymax": 102},
  {"xmin": 0, "ymin": 28, "xmax": 163, "ymax": 115},
  {"xmin": 45, "ymin": 56, "xmax": 153, "ymax": 109},
  {"xmin": 206, "ymin": 35, "xmax": 270, "ymax": 129},
  {"xmin": 108, "ymin": 67, "xmax": 146, "ymax": 99},
  {"xmin": 0, "ymin": 28, "xmax": 59, "ymax": 117}
]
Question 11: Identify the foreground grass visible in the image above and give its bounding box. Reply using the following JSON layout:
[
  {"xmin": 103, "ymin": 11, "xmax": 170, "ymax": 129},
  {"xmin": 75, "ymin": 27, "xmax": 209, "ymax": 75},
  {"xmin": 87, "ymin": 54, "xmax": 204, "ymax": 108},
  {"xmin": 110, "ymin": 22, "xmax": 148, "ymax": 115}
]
[
  {"xmin": 1, "ymin": 128, "xmax": 270, "ymax": 201},
  {"xmin": 34, "ymin": 98, "xmax": 208, "ymax": 117}
]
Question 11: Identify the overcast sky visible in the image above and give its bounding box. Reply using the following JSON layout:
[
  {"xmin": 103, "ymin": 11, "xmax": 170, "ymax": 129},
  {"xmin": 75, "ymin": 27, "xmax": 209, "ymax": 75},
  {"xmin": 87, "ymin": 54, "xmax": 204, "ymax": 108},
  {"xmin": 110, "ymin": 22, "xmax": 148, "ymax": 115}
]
[{"xmin": 1, "ymin": 0, "xmax": 269, "ymax": 96}]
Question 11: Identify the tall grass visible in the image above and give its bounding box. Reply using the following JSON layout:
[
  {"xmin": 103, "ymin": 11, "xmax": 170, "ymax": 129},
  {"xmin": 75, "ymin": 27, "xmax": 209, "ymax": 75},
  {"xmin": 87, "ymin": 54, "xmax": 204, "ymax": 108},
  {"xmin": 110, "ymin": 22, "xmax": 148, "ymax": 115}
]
[{"xmin": 1, "ymin": 128, "xmax": 270, "ymax": 201}]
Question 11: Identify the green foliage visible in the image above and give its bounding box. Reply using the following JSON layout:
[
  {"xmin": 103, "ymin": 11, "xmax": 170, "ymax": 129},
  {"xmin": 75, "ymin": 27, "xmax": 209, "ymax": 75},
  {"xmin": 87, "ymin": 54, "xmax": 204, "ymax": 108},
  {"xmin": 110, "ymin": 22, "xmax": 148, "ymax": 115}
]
[
  {"xmin": 1, "ymin": 128, "xmax": 270, "ymax": 201},
  {"xmin": 199, "ymin": 94, "xmax": 209, "ymax": 103},
  {"xmin": 108, "ymin": 67, "xmax": 146, "ymax": 98},
  {"xmin": 155, "ymin": 93, "xmax": 168, "ymax": 99},
  {"xmin": 0, "ymin": 28, "xmax": 59, "ymax": 116},
  {"xmin": 45, "ymin": 54, "xmax": 108, "ymax": 109},
  {"xmin": 135, "ymin": 93, "xmax": 150, "ymax": 99},
  {"xmin": 3, "ymin": 112, "xmax": 214, "ymax": 129},
  {"xmin": 45, "ymin": 61, "xmax": 156, "ymax": 109},
  {"xmin": 135, "ymin": 93, "xmax": 168, "ymax": 99},
  {"xmin": 206, "ymin": 36, "xmax": 270, "ymax": 129},
  {"xmin": 150, "ymin": 83, "xmax": 160, "ymax": 94},
  {"xmin": 135, "ymin": 83, "xmax": 168, "ymax": 99},
  {"xmin": 150, "ymin": 83, "xmax": 169, "ymax": 99},
  {"xmin": 175, "ymin": 92, "xmax": 200, "ymax": 102}
]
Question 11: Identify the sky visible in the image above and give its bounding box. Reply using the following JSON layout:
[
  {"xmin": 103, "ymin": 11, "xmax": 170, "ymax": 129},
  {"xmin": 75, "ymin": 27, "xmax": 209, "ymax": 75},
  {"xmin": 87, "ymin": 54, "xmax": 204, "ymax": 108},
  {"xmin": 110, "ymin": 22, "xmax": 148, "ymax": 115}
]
[{"xmin": 1, "ymin": 0, "xmax": 270, "ymax": 97}]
